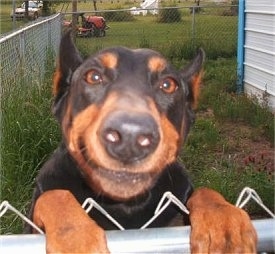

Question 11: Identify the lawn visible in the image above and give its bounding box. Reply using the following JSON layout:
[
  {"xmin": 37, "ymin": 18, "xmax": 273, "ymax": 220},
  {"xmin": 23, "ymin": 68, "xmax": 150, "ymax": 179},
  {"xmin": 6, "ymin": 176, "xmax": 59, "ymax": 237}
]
[
  {"xmin": 0, "ymin": 0, "xmax": 274, "ymax": 234},
  {"xmin": 0, "ymin": 1, "xmax": 27, "ymax": 34},
  {"xmin": 1, "ymin": 0, "xmax": 237, "ymax": 59}
]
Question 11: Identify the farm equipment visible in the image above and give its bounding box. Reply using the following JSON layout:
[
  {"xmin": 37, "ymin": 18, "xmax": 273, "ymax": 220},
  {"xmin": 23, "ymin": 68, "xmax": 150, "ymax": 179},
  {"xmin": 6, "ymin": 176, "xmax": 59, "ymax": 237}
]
[{"xmin": 64, "ymin": 13, "xmax": 109, "ymax": 37}]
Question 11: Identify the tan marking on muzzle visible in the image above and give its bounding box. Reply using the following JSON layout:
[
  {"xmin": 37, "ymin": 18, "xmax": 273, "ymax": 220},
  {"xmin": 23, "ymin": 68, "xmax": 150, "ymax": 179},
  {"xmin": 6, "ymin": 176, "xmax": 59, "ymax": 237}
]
[{"xmin": 66, "ymin": 91, "xmax": 179, "ymax": 200}]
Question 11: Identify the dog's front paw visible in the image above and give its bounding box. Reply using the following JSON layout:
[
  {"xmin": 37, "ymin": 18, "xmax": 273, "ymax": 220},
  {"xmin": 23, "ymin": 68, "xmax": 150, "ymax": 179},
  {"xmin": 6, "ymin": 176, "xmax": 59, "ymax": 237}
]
[
  {"xmin": 187, "ymin": 188, "xmax": 257, "ymax": 253},
  {"xmin": 33, "ymin": 190, "xmax": 110, "ymax": 253}
]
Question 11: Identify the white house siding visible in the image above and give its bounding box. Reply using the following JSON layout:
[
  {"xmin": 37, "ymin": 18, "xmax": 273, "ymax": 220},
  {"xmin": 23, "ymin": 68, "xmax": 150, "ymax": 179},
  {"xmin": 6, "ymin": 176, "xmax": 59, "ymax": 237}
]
[{"xmin": 244, "ymin": 0, "xmax": 275, "ymax": 110}]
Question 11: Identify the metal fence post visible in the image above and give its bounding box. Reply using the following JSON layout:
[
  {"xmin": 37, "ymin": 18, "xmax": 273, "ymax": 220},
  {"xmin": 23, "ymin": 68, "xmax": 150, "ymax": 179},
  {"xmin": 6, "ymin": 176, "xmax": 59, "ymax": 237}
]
[
  {"xmin": 19, "ymin": 30, "xmax": 26, "ymax": 83},
  {"xmin": 12, "ymin": 0, "xmax": 16, "ymax": 30},
  {"xmin": 191, "ymin": 6, "xmax": 196, "ymax": 47},
  {"xmin": 0, "ymin": 14, "xmax": 61, "ymax": 90}
]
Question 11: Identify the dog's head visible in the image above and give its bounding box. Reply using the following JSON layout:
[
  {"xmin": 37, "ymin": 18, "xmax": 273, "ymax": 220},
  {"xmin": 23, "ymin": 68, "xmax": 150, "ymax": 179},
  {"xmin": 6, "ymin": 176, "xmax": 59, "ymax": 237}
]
[{"xmin": 53, "ymin": 32, "xmax": 204, "ymax": 201}]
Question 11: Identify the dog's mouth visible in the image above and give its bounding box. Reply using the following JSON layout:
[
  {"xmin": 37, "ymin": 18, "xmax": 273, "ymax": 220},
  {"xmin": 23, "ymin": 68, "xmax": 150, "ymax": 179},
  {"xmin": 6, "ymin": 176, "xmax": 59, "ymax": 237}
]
[
  {"xmin": 94, "ymin": 167, "xmax": 149, "ymax": 184},
  {"xmin": 80, "ymin": 145, "xmax": 156, "ymax": 201},
  {"xmin": 93, "ymin": 166, "xmax": 156, "ymax": 200}
]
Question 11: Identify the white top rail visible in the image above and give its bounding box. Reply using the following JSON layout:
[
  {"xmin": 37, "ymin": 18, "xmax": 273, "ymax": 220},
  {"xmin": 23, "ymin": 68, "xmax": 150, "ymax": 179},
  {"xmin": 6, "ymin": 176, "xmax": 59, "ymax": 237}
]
[
  {"xmin": 0, "ymin": 13, "xmax": 61, "ymax": 44},
  {"xmin": 0, "ymin": 219, "xmax": 274, "ymax": 253}
]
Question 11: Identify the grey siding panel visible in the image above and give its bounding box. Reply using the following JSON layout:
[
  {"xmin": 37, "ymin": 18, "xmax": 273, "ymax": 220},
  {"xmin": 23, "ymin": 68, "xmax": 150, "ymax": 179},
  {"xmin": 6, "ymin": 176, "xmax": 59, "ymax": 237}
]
[
  {"xmin": 245, "ymin": 32, "xmax": 274, "ymax": 52},
  {"xmin": 244, "ymin": 46, "xmax": 275, "ymax": 74}
]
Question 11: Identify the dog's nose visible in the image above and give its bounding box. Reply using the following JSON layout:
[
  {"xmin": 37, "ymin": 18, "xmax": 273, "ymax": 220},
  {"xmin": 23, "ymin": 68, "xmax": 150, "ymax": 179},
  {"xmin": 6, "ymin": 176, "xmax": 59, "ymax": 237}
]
[{"xmin": 100, "ymin": 112, "xmax": 160, "ymax": 164}]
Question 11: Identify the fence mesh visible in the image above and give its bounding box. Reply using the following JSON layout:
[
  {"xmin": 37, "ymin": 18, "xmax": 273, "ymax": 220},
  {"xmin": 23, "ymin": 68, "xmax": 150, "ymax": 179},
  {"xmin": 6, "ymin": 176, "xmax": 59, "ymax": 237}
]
[
  {"xmin": 0, "ymin": 2, "xmax": 239, "ymax": 235},
  {"xmin": 0, "ymin": 14, "xmax": 62, "ymax": 96},
  {"xmin": 62, "ymin": 4, "xmax": 238, "ymax": 60},
  {"xmin": 0, "ymin": 14, "xmax": 62, "ymax": 234},
  {"xmin": 1, "ymin": 187, "xmax": 275, "ymax": 252},
  {"xmin": 0, "ymin": 4, "xmax": 238, "ymax": 96}
]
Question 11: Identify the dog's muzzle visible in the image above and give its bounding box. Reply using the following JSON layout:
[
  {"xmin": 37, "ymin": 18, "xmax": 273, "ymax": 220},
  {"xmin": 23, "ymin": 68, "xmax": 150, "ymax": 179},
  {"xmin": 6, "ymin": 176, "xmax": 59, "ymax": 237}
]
[{"xmin": 100, "ymin": 111, "xmax": 160, "ymax": 164}]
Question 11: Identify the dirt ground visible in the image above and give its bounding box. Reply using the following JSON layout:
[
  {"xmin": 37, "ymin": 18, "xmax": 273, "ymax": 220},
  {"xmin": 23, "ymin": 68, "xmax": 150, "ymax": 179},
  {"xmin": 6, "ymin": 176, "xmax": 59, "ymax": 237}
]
[
  {"xmin": 170, "ymin": 111, "xmax": 274, "ymax": 225},
  {"xmin": 197, "ymin": 109, "xmax": 274, "ymax": 178},
  {"xmin": 220, "ymin": 122, "xmax": 274, "ymax": 178}
]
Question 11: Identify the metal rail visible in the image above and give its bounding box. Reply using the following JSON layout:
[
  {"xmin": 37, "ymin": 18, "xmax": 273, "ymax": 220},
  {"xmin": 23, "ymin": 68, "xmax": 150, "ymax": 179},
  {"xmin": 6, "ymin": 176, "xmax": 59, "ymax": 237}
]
[{"xmin": 0, "ymin": 219, "xmax": 274, "ymax": 253}]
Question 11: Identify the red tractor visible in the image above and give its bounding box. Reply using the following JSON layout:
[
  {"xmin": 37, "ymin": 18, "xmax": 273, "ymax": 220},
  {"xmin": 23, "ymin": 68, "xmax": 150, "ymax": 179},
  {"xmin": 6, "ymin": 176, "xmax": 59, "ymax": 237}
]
[{"xmin": 64, "ymin": 13, "xmax": 109, "ymax": 37}]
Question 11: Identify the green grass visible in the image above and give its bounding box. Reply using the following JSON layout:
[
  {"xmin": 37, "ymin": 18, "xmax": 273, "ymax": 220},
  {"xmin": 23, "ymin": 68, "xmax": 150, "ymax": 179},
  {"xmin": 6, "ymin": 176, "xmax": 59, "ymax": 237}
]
[
  {"xmin": 1, "ymin": 1, "xmax": 237, "ymax": 57},
  {"xmin": 201, "ymin": 59, "xmax": 274, "ymax": 141},
  {"xmin": 1, "ymin": 0, "xmax": 273, "ymax": 234},
  {"xmin": 75, "ymin": 13, "xmax": 237, "ymax": 60},
  {"xmin": 180, "ymin": 58, "xmax": 274, "ymax": 216},
  {"xmin": 0, "ymin": 52, "xmax": 60, "ymax": 234},
  {"xmin": 1, "ymin": 55, "xmax": 274, "ymax": 234},
  {"xmin": 0, "ymin": 1, "xmax": 27, "ymax": 34}
]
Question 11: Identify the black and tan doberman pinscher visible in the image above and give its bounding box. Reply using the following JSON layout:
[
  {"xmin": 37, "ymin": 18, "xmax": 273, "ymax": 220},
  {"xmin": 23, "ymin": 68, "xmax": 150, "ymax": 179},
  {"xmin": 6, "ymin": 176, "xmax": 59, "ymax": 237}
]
[{"xmin": 26, "ymin": 31, "xmax": 257, "ymax": 253}]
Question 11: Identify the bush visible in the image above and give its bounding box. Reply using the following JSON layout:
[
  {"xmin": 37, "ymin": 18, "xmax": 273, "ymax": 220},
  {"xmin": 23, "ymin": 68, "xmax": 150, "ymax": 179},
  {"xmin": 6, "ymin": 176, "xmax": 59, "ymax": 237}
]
[
  {"xmin": 103, "ymin": 9, "xmax": 135, "ymax": 22},
  {"xmin": 157, "ymin": 7, "xmax": 182, "ymax": 23}
]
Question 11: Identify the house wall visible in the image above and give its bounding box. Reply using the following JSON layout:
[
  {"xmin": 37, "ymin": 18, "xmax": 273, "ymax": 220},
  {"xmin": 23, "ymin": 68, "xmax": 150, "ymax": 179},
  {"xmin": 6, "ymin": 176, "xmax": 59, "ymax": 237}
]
[{"xmin": 244, "ymin": 0, "xmax": 275, "ymax": 110}]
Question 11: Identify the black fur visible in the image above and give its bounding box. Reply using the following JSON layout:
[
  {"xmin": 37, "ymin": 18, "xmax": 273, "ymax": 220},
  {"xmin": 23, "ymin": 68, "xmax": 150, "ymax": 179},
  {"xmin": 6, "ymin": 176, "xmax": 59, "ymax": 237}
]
[{"xmin": 25, "ymin": 32, "xmax": 204, "ymax": 232}]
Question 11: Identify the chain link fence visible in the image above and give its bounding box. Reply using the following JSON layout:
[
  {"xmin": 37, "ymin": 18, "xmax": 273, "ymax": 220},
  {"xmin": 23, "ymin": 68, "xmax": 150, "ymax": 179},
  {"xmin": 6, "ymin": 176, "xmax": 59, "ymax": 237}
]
[
  {"xmin": 1, "ymin": 187, "xmax": 275, "ymax": 252},
  {"xmin": 0, "ymin": 2, "xmax": 238, "ymax": 235},
  {"xmin": 0, "ymin": 13, "xmax": 62, "ymax": 234},
  {"xmin": 0, "ymin": 13, "xmax": 62, "ymax": 96},
  {"xmin": 0, "ymin": 4, "xmax": 237, "ymax": 96},
  {"xmin": 63, "ymin": 4, "xmax": 238, "ymax": 60}
]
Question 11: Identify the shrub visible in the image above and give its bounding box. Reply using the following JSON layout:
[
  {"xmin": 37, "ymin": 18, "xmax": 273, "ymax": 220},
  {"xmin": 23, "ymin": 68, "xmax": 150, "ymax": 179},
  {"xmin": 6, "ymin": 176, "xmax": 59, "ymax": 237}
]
[
  {"xmin": 157, "ymin": 7, "xmax": 182, "ymax": 23},
  {"xmin": 103, "ymin": 9, "xmax": 135, "ymax": 22}
]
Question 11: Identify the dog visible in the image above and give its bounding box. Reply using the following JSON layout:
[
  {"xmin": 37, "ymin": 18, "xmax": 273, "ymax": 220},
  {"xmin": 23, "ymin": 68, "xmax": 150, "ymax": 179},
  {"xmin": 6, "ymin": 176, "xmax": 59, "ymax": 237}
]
[{"xmin": 25, "ymin": 31, "xmax": 257, "ymax": 253}]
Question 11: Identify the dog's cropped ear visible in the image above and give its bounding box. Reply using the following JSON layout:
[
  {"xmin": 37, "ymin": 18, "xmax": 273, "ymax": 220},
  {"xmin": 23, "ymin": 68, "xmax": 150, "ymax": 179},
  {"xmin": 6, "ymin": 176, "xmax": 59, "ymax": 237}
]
[
  {"xmin": 181, "ymin": 48, "xmax": 205, "ymax": 109},
  {"xmin": 53, "ymin": 31, "xmax": 83, "ymax": 118}
]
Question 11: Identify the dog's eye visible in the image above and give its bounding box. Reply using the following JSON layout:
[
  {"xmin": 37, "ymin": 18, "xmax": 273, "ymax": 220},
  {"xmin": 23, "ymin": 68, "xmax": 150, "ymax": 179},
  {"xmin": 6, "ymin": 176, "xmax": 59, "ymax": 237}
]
[
  {"xmin": 160, "ymin": 78, "xmax": 178, "ymax": 94},
  {"xmin": 85, "ymin": 70, "xmax": 103, "ymax": 85}
]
